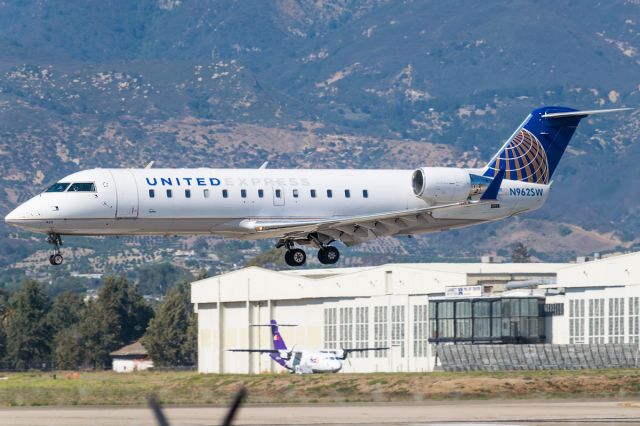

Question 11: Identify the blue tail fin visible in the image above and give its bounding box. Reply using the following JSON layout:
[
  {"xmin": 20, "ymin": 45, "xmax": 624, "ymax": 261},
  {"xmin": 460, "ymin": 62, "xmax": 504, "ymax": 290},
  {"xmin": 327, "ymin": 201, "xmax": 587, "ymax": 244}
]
[
  {"xmin": 483, "ymin": 106, "xmax": 584, "ymax": 184},
  {"xmin": 270, "ymin": 320, "xmax": 287, "ymax": 351}
]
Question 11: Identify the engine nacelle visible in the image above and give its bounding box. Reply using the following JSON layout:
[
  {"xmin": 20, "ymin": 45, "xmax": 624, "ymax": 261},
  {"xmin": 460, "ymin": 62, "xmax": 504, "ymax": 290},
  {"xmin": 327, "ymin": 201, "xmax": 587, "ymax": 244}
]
[{"xmin": 411, "ymin": 167, "xmax": 474, "ymax": 204}]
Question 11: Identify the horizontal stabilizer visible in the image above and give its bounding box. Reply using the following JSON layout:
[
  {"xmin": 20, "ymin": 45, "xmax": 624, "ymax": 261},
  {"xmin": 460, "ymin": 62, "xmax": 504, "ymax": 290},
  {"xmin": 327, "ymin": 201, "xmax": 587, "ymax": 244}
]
[
  {"xmin": 227, "ymin": 349, "xmax": 280, "ymax": 353},
  {"xmin": 250, "ymin": 323, "xmax": 297, "ymax": 327},
  {"xmin": 480, "ymin": 168, "xmax": 505, "ymax": 200},
  {"xmin": 541, "ymin": 107, "xmax": 632, "ymax": 119}
]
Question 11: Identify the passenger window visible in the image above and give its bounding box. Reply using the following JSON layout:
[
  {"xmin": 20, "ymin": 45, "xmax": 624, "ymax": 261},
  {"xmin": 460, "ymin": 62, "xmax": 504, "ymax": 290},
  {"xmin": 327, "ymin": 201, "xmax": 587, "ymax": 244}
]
[
  {"xmin": 203, "ymin": 189, "xmax": 210, "ymax": 198},
  {"xmin": 149, "ymin": 189, "xmax": 155, "ymax": 198},
  {"xmin": 222, "ymin": 189, "xmax": 228, "ymax": 198},
  {"xmin": 344, "ymin": 189, "xmax": 351, "ymax": 198},
  {"xmin": 45, "ymin": 182, "xmax": 70, "ymax": 193},
  {"xmin": 241, "ymin": 189, "xmax": 247, "ymax": 198},
  {"xmin": 166, "ymin": 189, "xmax": 172, "ymax": 198},
  {"xmin": 310, "ymin": 189, "xmax": 316, "ymax": 198},
  {"xmin": 363, "ymin": 189, "xmax": 369, "ymax": 198},
  {"xmin": 68, "ymin": 182, "xmax": 96, "ymax": 192},
  {"xmin": 185, "ymin": 189, "xmax": 191, "ymax": 198},
  {"xmin": 275, "ymin": 189, "xmax": 282, "ymax": 198},
  {"xmin": 293, "ymin": 189, "xmax": 299, "ymax": 198},
  {"xmin": 258, "ymin": 189, "xmax": 264, "ymax": 198},
  {"xmin": 327, "ymin": 189, "xmax": 333, "ymax": 198}
]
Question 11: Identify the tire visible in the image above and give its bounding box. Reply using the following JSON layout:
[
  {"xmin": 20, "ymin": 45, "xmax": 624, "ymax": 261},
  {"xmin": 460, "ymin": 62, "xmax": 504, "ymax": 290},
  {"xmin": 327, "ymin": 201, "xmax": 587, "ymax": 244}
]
[
  {"xmin": 49, "ymin": 254, "xmax": 56, "ymax": 265},
  {"xmin": 52, "ymin": 254, "xmax": 64, "ymax": 265},
  {"xmin": 285, "ymin": 248, "xmax": 306, "ymax": 267},
  {"xmin": 318, "ymin": 247, "xmax": 340, "ymax": 265}
]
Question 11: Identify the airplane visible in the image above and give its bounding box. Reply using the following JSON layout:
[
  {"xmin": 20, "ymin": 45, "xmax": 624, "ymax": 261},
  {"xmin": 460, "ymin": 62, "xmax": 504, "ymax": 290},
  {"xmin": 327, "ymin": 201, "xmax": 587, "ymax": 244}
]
[
  {"xmin": 4, "ymin": 106, "xmax": 631, "ymax": 267},
  {"xmin": 228, "ymin": 320, "xmax": 388, "ymax": 374}
]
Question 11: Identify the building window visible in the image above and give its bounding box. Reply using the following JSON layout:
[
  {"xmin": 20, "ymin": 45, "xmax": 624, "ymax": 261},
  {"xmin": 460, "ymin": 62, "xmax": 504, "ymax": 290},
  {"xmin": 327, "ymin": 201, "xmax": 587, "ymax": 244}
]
[
  {"xmin": 310, "ymin": 189, "xmax": 316, "ymax": 198},
  {"xmin": 344, "ymin": 189, "xmax": 351, "ymax": 198},
  {"xmin": 241, "ymin": 189, "xmax": 247, "ymax": 198},
  {"xmin": 222, "ymin": 189, "xmax": 228, "ymax": 198},
  {"xmin": 629, "ymin": 298, "xmax": 639, "ymax": 343},
  {"xmin": 149, "ymin": 189, "xmax": 155, "ymax": 198},
  {"xmin": 436, "ymin": 301, "xmax": 454, "ymax": 340},
  {"xmin": 203, "ymin": 189, "xmax": 210, "ymax": 198},
  {"xmin": 473, "ymin": 300, "xmax": 492, "ymax": 339},
  {"xmin": 166, "ymin": 189, "xmax": 172, "ymax": 198},
  {"xmin": 588, "ymin": 298, "xmax": 605, "ymax": 343},
  {"xmin": 324, "ymin": 308, "xmax": 337, "ymax": 349},
  {"xmin": 413, "ymin": 305, "xmax": 428, "ymax": 357},
  {"xmin": 374, "ymin": 306, "xmax": 388, "ymax": 358},
  {"xmin": 391, "ymin": 305, "xmax": 405, "ymax": 358},
  {"xmin": 355, "ymin": 307, "xmax": 369, "ymax": 358},
  {"xmin": 363, "ymin": 189, "xmax": 369, "ymax": 198},
  {"xmin": 339, "ymin": 307, "xmax": 353, "ymax": 349},
  {"xmin": 456, "ymin": 301, "xmax": 472, "ymax": 339},
  {"xmin": 327, "ymin": 189, "xmax": 333, "ymax": 198},
  {"xmin": 258, "ymin": 189, "xmax": 264, "ymax": 198},
  {"xmin": 569, "ymin": 299, "xmax": 585, "ymax": 344},
  {"xmin": 185, "ymin": 189, "xmax": 191, "ymax": 198},
  {"xmin": 293, "ymin": 189, "xmax": 299, "ymax": 198},
  {"xmin": 608, "ymin": 297, "xmax": 624, "ymax": 343}
]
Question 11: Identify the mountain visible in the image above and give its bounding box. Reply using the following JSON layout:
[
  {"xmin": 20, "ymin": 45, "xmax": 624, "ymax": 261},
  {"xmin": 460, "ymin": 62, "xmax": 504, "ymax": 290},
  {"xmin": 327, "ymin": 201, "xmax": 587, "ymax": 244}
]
[{"xmin": 0, "ymin": 0, "xmax": 638, "ymax": 281}]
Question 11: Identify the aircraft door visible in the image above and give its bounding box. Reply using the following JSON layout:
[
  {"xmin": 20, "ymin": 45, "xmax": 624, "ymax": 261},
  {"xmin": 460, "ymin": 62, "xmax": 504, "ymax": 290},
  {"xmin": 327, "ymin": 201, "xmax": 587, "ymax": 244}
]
[
  {"xmin": 273, "ymin": 186, "xmax": 285, "ymax": 206},
  {"xmin": 109, "ymin": 170, "xmax": 139, "ymax": 218}
]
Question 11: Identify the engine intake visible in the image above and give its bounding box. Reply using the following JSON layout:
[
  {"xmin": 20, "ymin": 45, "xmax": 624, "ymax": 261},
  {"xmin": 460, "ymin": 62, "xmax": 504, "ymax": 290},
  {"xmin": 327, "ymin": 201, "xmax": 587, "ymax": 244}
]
[{"xmin": 412, "ymin": 167, "xmax": 478, "ymax": 204}]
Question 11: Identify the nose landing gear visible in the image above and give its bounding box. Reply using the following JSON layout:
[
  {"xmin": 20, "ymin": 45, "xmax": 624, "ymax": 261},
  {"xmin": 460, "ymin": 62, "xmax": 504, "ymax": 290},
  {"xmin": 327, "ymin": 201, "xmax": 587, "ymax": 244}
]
[{"xmin": 47, "ymin": 233, "xmax": 64, "ymax": 265}]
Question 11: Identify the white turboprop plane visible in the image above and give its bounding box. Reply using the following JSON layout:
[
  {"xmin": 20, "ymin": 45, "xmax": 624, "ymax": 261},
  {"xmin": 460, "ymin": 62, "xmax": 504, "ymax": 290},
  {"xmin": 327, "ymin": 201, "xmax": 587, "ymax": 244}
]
[
  {"xmin": 4, "ymin": 106, "xmax": 630, "ymax": 266},
  {"xmin": 228, "ymin": 320, "xmax": 388, "ymax": 374}
]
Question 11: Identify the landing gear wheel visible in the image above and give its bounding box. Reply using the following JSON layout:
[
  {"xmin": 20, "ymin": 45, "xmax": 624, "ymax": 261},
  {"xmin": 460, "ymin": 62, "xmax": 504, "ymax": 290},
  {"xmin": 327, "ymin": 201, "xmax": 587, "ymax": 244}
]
[
  {"xmin": 285, "ymin": 248, "xmax": 306, "ymax": 267},
  {"xmin": 46, "ymin": 233, "xmax": 64, "ymax": 266},
  {"xmin": 318, "ymin": 246, "xmax": 340, "ymax": 265}
]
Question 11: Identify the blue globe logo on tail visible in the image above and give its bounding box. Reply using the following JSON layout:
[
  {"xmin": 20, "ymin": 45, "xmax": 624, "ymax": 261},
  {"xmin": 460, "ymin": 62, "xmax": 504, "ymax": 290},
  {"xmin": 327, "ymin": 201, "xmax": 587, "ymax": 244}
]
[
  {"xmin": 485, "ymin": 128, "xmax": 549, "ymax": 184},
  {"xmin": 482, "ymin": 106, "xmax": 599, "ymax": 185}
]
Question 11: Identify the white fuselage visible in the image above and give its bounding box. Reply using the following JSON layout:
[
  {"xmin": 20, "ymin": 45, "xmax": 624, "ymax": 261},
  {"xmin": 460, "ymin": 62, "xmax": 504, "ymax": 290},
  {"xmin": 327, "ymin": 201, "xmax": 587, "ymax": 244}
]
[
  {"xmin": 4, "ymin": 167, "xmax": 550, "ymax": 239},
  {"xmin": 282, "ymin": 350, "xmax": 343, "ymax": 374}
]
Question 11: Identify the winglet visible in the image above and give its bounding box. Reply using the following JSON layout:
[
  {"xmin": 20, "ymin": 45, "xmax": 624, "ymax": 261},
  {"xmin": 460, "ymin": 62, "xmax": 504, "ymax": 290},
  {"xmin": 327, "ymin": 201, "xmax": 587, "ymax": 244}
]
[{"xmin": 480, "ymin": 168, "xmax": 505, "ymax": 200}]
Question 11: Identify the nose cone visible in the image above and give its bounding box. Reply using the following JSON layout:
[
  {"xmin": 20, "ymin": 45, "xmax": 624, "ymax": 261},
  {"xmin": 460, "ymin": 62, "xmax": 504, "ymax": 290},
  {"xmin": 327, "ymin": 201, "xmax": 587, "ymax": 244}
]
[
  {"xmin": 5, "ymin": 206, "xmax": 22, "ymax": 225},
  {"xmin": 4, "ymin": 201, "xmax": 44, "ymax": 232}
]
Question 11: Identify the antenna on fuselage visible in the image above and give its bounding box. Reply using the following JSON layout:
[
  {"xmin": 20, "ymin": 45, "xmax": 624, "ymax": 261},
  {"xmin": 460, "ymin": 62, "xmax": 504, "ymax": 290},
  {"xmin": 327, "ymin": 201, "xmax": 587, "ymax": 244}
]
[
  {"xmin": 144, "ymin": 161, "xmax": 154, "ymax": 169},
  {"xmin": 258, "ymin": 161, "xmax": 268, "ymax": 169}
]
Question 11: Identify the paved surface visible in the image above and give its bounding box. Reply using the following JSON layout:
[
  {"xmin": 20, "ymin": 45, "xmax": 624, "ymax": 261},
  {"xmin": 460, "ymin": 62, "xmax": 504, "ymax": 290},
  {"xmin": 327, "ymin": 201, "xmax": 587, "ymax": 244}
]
[{"xmin": 1, "ymin": 399, "xmax": 640, "ymax": 425}]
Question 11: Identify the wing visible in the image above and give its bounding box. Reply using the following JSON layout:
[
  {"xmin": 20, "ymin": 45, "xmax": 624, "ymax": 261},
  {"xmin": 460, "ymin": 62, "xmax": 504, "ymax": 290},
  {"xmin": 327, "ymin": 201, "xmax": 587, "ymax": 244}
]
[
  {"xmin": 239, "ymin": 201, "xmax": 487, "ymax": 246},
  {"xmin": 343, "ymin": 347, "xmax": 389, "ymax": 353}
]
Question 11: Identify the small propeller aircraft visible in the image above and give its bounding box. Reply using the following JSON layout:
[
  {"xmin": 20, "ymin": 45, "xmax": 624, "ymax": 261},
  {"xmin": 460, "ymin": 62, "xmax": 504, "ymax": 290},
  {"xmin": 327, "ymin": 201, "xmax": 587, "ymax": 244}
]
[{"xmin": 228, "ymin": 320, "xmax": 387, "ymax": 374}]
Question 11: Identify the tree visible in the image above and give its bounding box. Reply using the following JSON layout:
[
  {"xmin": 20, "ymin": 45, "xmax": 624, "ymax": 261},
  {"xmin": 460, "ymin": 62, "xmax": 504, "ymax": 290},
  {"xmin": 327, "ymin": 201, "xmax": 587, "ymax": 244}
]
[
  {"xmin": 79, "ymin": 276, "xmax": 154, "ymax": 368},
  {"xmin": 135, "ymin": 263, "xmax": 190, "ymax": 296},
  {"xmin": 5, "ymin": 280, "xmax": 52, "ymax": 369},
  {"xmin": 48, "ymin": 292, "xmax": 86, "ymax": 369},
  {"xmin": 511, "ymin": 242, "xmax": 531, "ymax": 263},
  {"xmin": 143, "ymin": 281, "xmax": 196, "ymax": 366}
]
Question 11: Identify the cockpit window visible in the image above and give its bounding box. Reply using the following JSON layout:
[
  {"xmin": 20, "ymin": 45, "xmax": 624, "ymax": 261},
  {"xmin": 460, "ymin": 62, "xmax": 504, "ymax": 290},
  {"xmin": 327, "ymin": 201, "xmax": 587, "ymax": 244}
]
[
  {"xmin": 68, "ymin": 182, "xmax": 96, "ymax": 192},
  {"xmin": 45, "ymin": 182, "xmax": 70, "ymax": 193}
]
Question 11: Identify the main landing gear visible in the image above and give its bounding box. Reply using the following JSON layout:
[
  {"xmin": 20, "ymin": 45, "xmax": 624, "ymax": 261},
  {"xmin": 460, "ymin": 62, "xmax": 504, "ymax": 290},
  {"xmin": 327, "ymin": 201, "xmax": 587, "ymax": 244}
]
[
  {"xmin": 279, "ymin": 240, "xmax": 340, "ymax": 267},
  {"xmin": 47, "ymin": 233, "xmax": 64, "ymax": 266}
]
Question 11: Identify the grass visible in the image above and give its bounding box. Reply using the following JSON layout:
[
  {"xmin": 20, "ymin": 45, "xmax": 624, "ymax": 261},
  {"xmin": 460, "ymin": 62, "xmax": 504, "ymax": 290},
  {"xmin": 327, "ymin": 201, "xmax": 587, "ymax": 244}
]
[{"xmin": 1, "ymin": 369, "xmax": 640, "ymax": 407}]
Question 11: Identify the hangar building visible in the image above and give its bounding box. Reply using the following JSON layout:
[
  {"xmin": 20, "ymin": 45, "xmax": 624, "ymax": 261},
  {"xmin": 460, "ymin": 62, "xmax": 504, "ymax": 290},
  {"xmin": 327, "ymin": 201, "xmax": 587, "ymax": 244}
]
[{"xmin": 191, "ymin": 251, "xmax": 639, "ymax": 374}]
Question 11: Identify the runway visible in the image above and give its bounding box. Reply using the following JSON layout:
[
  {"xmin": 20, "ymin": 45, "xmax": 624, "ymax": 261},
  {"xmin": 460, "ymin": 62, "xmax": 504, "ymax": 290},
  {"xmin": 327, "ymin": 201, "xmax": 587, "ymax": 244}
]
[{"xmin": 1, "ymin": 399, "xmax": 640, "ymax": 425}]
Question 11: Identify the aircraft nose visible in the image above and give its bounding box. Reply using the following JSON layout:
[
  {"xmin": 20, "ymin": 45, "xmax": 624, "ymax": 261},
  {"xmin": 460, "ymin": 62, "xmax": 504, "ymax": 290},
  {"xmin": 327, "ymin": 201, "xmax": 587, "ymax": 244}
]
[
  {"xmin": 4, "ymin": 201, "xmax": 44, "ymax": 231},
  {"xmin": 4, "ymin": 207, "xmax": 22, "ymax": 224}
]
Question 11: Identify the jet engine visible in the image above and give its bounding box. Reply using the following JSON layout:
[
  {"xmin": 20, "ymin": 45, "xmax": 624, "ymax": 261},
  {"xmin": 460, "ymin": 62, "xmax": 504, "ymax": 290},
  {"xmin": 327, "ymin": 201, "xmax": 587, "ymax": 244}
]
[{"xmin": 412, "ymin": 167, "xmax": 488, "ymax": 204}]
